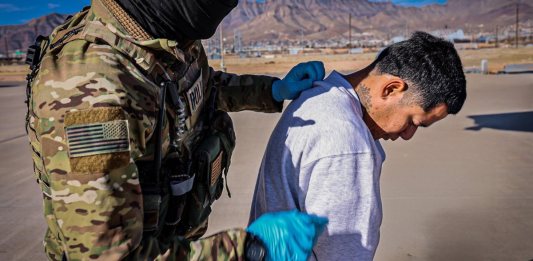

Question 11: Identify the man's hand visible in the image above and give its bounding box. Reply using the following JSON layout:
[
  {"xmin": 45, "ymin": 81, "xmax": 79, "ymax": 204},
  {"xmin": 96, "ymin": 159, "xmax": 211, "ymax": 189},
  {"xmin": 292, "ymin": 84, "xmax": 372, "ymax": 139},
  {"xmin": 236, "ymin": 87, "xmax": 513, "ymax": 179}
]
[
  {"xmin": 272, "ymin": 61, "xmax": 326, "ymax": 102},
  {"xmin": 247, "ymin": 210, "xmax": 328, "ymax": 261}
]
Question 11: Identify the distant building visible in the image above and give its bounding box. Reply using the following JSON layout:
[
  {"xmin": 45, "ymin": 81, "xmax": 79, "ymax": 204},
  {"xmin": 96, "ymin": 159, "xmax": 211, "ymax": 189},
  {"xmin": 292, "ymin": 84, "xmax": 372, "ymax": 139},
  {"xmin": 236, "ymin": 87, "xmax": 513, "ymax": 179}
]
[
  {"xmin": 289, "ymin": 47, "xmax": 303, "ymax": 55},
  {"xmin": 391, "ymin": 36, "xmax": 406, "ymax": 43},
  {"xmin": 430, "ymin": 29, "xmax": 467, "ymax": 42},
  {"xmin": 349, "ymin": 48, "xmax": 364, "ymax": 54}
]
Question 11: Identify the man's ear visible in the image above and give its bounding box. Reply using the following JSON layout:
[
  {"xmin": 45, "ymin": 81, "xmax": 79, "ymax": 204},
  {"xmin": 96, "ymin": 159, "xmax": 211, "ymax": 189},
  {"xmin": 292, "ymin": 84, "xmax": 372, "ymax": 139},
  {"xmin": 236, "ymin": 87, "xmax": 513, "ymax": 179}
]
[{"xmin": 382, "ymin": 77, "xmax": 407, "ymax": 98}]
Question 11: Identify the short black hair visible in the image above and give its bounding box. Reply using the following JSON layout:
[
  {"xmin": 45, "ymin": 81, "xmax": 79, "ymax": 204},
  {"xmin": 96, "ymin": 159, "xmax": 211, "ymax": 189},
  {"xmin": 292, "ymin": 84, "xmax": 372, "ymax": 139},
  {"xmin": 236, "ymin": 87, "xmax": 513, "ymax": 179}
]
[{"xmin": 374, "ymin": 31, "xmax": 467, "ymax": 114}]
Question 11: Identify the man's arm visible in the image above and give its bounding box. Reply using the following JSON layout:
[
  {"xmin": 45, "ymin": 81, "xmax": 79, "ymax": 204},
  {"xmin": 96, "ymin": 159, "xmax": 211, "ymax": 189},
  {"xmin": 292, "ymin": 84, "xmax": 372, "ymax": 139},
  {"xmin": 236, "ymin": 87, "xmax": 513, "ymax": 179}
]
[
  {"xmin": 210, "ymin": 61, "xmax": 325, "ymax": 113},
  {"xmin": 170, "ymin": 229, "xmax": 247, "ymax": 260},
  {"xmin": 210, "ymin": 68, "xmax": 283, "ymax": 113},
  {"xmin": 302, "ymin": 153, "xmax": 382, "ymax": 260},
  {"xmin": 180, "ymin": 212, "xmax": 327, "ymax": 261}
]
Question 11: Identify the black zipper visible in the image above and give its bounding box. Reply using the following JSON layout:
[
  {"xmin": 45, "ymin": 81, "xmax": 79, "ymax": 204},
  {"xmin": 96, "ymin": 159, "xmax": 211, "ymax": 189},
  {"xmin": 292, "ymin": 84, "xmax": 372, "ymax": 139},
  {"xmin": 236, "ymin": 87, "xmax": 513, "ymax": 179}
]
[{"xmin": 50, "ymin": 27, "xmax": 83, "ymax": 49}]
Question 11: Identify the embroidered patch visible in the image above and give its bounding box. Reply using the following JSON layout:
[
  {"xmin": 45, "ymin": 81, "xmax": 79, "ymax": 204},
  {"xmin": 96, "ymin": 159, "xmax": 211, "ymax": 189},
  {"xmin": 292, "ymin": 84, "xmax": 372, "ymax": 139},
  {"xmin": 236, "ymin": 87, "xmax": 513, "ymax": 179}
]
[
  {"xmin": 186, "ymin": 71, "xmax": 204, "ymax": 114},
  {"xmin": 211, "ymin": 151, "xmax": 223, "ymax": 187},
  {"xmin": 66, "ymin": 120, "xmax": 130, "ymax": 158}
]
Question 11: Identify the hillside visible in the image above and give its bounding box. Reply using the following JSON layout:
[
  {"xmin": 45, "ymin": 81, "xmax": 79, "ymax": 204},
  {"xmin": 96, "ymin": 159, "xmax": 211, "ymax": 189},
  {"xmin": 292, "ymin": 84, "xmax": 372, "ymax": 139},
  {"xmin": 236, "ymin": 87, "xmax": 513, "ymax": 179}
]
[
  {"xmin": 0, "ymin": 0, "xmax": 531, "ymax": 53},
  {"xmin": 223, "ymin": 0, "xmax": 532, "ymax": 41},
  {"xmin": 0, "ymin": 13, "xmax": 69, "ymax": 53}
]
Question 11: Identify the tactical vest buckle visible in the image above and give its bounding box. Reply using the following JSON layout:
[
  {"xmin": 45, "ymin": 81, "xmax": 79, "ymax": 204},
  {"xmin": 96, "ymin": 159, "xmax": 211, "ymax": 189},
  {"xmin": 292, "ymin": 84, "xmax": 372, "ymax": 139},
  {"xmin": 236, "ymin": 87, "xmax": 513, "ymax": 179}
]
[{"xmin": 25, "ymin": 35, "xmax": 48, "ymax": 70}]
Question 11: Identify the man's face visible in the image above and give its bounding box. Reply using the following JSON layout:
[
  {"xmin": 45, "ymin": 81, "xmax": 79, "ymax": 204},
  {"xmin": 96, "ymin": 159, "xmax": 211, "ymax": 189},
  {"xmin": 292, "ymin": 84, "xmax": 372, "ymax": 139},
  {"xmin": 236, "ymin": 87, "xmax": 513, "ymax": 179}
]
[{"xmin": 365, "ymin": 98, "xmax": 449, "ymax": 141}]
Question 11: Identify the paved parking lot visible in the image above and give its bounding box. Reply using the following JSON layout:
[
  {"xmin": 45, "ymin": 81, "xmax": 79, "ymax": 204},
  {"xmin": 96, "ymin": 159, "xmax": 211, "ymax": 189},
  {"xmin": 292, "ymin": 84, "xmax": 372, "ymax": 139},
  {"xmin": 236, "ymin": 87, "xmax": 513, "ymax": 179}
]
[{"xmin": 1, "ymin": 73, "xmax": 532, "ymax": 260}]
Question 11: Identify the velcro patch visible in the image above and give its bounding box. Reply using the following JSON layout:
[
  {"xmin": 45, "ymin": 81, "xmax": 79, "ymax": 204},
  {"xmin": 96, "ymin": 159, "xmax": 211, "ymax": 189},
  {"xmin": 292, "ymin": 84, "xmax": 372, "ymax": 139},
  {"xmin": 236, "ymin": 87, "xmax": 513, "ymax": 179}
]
[
  {"xmin": 64, "ymin": 107, "xmax": 131, "ymax": 173},
  {"xmin": 210, "ymin": 151, "xmax": 223, "ymax": 187},
  {"xmin": 66, "ymin": 120, "xmax": 130, "ymax": 158},
  {"xmin": 186, "ymin": 71, "xmax": 204, "ymax": 114}
]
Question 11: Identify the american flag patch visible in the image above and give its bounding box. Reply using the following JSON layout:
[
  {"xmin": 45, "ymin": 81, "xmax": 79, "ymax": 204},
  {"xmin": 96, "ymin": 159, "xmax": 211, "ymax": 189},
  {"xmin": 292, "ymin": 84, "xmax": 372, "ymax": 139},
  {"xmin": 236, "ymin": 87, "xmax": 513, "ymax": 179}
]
[
  {"xmin": 65, "ymin": 120, "xmax": 130, "ymax": 158},
  {"xmin": 210, "ymin": 151, "xmax": 223, "ymax": 187}
]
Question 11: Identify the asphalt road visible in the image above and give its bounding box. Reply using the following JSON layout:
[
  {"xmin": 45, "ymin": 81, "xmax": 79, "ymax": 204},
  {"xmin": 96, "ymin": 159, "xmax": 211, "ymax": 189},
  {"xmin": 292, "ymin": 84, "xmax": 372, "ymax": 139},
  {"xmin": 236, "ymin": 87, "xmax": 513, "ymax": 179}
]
[{"xmin": 1, "ymin": 73, "xmax": 532, "ymax": 260}]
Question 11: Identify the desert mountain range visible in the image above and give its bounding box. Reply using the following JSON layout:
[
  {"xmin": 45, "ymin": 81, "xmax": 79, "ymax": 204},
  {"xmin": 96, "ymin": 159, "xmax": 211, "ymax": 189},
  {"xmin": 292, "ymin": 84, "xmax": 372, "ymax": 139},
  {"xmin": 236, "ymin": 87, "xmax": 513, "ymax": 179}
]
[{"xmin": 0, "ymin": 0, "xmax": 531, "ymax": 53}]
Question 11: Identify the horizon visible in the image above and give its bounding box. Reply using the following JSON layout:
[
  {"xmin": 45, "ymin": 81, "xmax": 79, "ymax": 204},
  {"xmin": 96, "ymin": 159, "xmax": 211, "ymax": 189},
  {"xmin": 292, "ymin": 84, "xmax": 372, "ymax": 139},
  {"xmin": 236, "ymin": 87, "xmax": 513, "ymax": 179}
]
[{"xmin": 0, "ymin": 0, "xmax": 447, "ymax": 26}]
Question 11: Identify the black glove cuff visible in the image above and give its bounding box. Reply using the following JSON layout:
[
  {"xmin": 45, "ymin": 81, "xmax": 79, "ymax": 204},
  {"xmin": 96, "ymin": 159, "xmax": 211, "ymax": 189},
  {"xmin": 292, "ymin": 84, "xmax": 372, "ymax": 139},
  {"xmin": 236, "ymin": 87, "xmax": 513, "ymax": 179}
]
[{"xmin": 245, "ymin": 233, "xmax": 266, "ymax": 261}]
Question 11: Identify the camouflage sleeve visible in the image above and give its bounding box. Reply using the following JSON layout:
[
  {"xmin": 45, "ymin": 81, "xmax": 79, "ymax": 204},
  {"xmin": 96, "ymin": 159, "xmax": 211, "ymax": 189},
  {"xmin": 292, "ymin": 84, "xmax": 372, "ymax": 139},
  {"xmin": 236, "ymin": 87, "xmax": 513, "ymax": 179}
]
[
  {"xmin": 185, "ymin": 228, "xmax": 248, "ymax": 260},
  {"xmin": 28, "ymin": 40, "xmax": 158, "ymax": 260},
  {"xmin": 210, "ymin": 68, "xmax": 283, "ymax": 113}
]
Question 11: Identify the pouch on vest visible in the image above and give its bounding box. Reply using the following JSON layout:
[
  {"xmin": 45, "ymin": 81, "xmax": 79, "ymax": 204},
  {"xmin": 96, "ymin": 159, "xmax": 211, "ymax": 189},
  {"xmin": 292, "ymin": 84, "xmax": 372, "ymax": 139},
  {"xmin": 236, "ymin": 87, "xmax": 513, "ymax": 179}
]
[
  {"xmin": 164, "ymin": 152, "xmax": 194, "ymax": 225},
  {"xmin": 182, "ymin": 111, "xmax": 235, "ymax": 235},
  {"xmin": 136, "ymin": 160, "xmax": 164, "ymax": 232}
]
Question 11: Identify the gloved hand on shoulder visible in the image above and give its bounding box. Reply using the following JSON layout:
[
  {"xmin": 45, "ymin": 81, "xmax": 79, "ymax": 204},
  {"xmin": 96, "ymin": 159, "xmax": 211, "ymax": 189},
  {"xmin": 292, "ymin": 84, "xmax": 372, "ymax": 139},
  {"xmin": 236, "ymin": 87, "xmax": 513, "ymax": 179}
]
[
  {"xmin": 247, "ymin": 210, "xmax": 328, "ymax": 261},
  {"xmin": 272, "ymin": 61, "xmax": 326, "ymax": 102}
]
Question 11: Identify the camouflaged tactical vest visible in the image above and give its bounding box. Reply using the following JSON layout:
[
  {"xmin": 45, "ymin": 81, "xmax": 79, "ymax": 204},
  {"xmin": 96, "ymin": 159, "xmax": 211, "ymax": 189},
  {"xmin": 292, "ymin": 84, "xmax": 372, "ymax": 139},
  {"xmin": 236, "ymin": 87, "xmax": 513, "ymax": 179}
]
[{"xmin": 26, "ymin": 0, "xmax": 235, "ymax": 246}]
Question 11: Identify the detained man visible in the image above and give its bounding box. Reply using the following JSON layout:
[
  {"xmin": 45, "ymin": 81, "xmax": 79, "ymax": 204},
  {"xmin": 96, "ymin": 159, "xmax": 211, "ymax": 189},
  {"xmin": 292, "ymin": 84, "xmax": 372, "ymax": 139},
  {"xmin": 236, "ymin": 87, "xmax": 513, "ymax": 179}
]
[{"xmin": 249, "ymin": 32, "xmax": 467, "ymax": 260}]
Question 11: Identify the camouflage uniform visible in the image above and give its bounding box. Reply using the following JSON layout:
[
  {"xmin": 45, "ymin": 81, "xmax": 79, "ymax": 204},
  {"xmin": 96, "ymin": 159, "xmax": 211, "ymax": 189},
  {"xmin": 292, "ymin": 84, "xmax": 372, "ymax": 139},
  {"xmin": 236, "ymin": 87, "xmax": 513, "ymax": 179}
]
[{"xmin": 26, "ymin": 0, "xmax": 281, "ymax": 260}]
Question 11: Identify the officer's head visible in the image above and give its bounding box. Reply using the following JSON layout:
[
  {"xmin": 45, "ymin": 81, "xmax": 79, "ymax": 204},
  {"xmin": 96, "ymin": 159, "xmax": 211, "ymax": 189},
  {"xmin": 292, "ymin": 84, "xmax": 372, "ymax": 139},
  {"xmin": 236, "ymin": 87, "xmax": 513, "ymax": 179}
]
[
  {"xmin": 117, "ymin": 0, "xmax": 238, "ymax": 42},
  {"xmin": 355, "ymin": 31, "xmax": 466, "ymax": 141}
]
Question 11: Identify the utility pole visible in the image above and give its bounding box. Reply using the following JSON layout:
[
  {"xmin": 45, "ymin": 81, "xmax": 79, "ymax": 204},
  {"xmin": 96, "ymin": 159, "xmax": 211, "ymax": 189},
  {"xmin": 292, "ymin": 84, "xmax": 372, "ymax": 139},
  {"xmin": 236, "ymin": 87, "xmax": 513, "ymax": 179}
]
[
  {"xmin": 220, "ymin": 24, "xmax": 226, "ymax": 72},
  {"xmin": 349, "ymin": 13, "xmax": 352, "ymax": 48},
  {"xmin": 4, "ymin": 37, "xmax": 9, "ymax": 58},
  {"xmin": 300, "ymin": 30, "xmax": 304, "ymax": 48},
  {"xmin": 234, "ymin": 29, "xmax": 242, "ymax": 55},
  {"xmin": 495, "ymin": 25, "xmax": 499, "ymax": 48},
  {"xmin": 515, "ymin": 3, "xmax": 519, "ymax": 48}
]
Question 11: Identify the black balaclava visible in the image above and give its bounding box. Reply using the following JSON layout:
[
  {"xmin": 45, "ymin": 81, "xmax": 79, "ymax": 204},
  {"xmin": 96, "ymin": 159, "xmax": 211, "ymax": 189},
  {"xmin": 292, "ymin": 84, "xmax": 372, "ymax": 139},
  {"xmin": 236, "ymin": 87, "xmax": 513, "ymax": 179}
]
[{"xmin": 115, "ymin": 0, "xmax": 238, "ymax": 42}]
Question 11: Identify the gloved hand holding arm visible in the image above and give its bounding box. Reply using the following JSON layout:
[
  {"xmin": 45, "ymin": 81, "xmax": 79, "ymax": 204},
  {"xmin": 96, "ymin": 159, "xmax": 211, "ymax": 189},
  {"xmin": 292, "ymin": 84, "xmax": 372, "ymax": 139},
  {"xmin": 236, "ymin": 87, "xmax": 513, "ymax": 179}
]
[
  {"xmin": 180, "ymin": 210, "xmax": 327, "ymax": 260},
  {"xmin": 212, "ymin": 60, "xmax": 324, "ymax": 112},
  {"xmin": 246, "ymin": 210, "xmax": 329, "ymax": 261},
  {"xmin": 272, "ymin": 61, "xmax": 326, "ymax": 102}
]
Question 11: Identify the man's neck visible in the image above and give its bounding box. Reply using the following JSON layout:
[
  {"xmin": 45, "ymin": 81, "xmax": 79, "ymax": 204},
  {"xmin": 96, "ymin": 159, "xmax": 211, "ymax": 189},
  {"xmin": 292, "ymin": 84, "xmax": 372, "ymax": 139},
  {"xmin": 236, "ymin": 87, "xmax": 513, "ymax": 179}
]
[
  {"xmin": 342, "ymin": 66, "xmax": 381, "ymax": 140},
  {"xmin": 343, "ymin": 66, "xmax": 374, "ymax": 110}
]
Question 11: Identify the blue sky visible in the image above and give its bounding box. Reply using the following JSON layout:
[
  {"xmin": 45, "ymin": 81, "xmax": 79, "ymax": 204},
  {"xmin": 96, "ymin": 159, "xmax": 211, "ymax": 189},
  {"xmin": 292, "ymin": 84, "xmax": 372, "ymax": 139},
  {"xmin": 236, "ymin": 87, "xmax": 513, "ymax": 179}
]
[
  {"xmin": 0, "ymin": 1, "xmax": 90, "ymax": 25},
  {"xmin": 0, "ymin": 0, "xmax": 447, "ymax": 26}
]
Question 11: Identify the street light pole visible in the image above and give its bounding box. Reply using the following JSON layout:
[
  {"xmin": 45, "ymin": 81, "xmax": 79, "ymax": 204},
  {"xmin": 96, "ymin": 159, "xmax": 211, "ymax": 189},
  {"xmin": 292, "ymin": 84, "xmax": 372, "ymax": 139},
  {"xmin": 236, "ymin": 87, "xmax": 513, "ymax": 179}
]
[
  {"xmin": 495, "ymin": 25, "xmax": 499, "ymax": 48},
  {"xmin": 4, "ymin": 37, "xmax": 9, "ymax": 58},
  {"xmin": 220, "ymin": 24, "xmax": 226, "ymax": 72},
  {"xmin": 515, "ymin": 3, "xmax": 520, "ymax": 48},
  {"xmin": 349, "ymin": 13, "xmax": 352, "ymax": 48}
]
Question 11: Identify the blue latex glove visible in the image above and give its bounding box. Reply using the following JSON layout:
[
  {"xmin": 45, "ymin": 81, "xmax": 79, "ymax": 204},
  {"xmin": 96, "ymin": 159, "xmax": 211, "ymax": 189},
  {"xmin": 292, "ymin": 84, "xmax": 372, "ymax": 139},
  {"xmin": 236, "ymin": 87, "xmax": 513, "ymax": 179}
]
[
  {"xmin": 272, "ymin": 61, "xmax": 326, "ymax": 102},
  {"xmin": 247, "ymin": 210, "xmax": 329, "ymax": 261}
]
